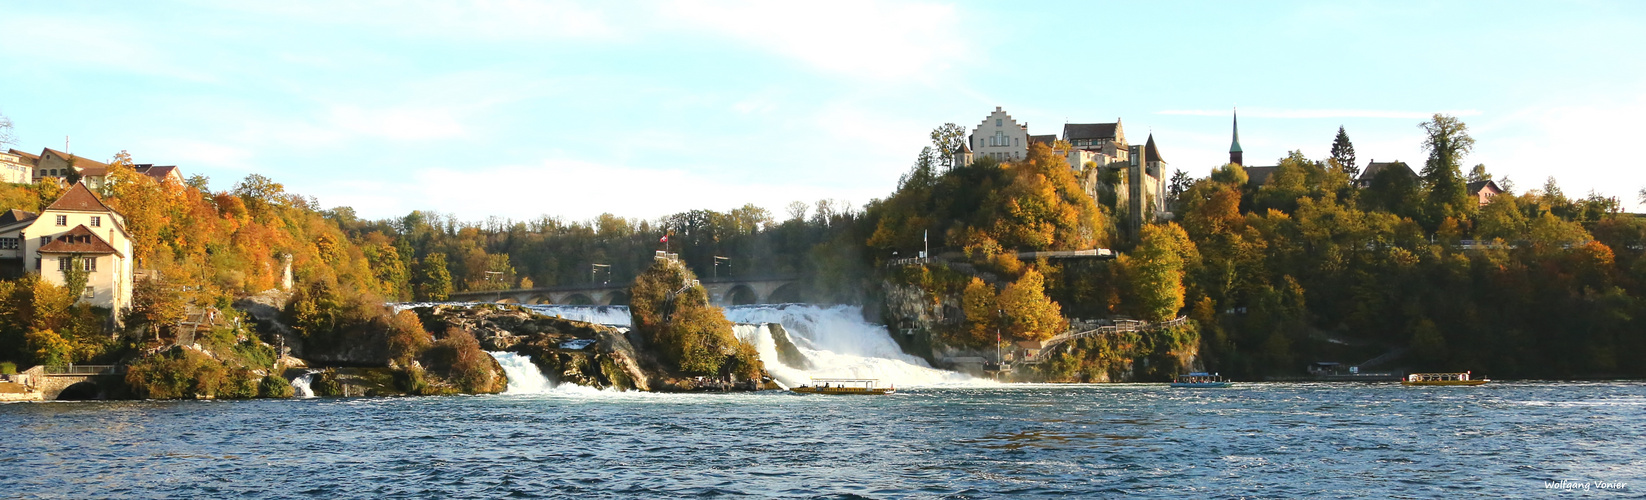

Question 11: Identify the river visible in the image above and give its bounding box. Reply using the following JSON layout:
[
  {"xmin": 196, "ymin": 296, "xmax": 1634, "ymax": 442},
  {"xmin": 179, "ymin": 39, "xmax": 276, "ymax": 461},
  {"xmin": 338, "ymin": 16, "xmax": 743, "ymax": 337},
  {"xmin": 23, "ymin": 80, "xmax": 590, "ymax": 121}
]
[{"xmin": 3, "ymin": 381, "xmax": 1642, "ymax": 497}]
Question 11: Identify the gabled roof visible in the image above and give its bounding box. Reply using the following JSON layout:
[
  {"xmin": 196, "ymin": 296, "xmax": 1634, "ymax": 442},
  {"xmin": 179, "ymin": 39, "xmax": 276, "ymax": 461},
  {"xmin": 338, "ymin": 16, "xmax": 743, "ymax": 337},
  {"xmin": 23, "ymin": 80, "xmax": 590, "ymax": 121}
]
[
  {"xmin": 1467, "ymin": 180, "xmax": 1502, "ymax": 195},
  {"xmin": 41, "ymin": 148, "xmax": 109, "ymax": 168},
  {"xmin": 134, "ymin": 165, "xmax": 180, "ymax": 182},
  {"xmin": 1063, "ymin": 122, "xmax": 1121, "ymax": 141},
  {"xmin": 1143, "ymin": 134, "xmax": 1164, "ymax": 163},
  {"xmin": 1243, "ymin": 166, "xmax": 1277, "ymax": 186},
  {"xmin": 0, "ymin": 209, "xmax": 37, "ymax": 226},
  {"xmin": 1028, "ymin": 134, "xmax": 1057, "ymax": 146},
  {"xmin": 8, "ymin": 149, "xmax": 40, "ymax": 163},
  {"xmin": 37, "ymin": 225, "xmax": 123, "ymax": 257},
  {"xmin": 45, "ymin": 182, "xmax": 117, "ymax": 213},
  {"xmin": 1359, "ymin": 160, "xmax": 1414, "ymax": 181}
]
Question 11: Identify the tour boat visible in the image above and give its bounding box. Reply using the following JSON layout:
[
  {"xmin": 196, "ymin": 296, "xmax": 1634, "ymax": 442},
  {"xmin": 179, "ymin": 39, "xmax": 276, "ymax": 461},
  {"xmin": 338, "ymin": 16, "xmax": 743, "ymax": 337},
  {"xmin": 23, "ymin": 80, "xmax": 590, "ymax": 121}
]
[
  {"xmin": 1171, "ymin": 372, "xmax": 1232, "ymax": 388},
  {"xmin": 1401, "ymin": 372, "xmax": 1488, "ymax": 386},
  {"xmin": 791, "ymin": 378, "xmax": 895, "ymax": 395}
]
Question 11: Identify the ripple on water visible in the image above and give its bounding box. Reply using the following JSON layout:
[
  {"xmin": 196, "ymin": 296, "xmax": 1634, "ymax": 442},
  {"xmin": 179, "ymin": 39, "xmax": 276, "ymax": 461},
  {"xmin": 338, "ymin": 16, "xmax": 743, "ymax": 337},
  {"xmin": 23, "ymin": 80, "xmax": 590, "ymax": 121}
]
[{"xmin": 1, "ymin": 382, "xmax": 1644, "ymax": 497}]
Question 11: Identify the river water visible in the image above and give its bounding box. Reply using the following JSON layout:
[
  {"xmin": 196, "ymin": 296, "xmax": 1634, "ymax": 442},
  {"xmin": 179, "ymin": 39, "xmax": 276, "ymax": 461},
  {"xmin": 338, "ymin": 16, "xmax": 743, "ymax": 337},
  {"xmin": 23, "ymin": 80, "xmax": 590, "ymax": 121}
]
[{"xmin": 3, "ymin": 381, "xmax": 1642, "ymax": 498}]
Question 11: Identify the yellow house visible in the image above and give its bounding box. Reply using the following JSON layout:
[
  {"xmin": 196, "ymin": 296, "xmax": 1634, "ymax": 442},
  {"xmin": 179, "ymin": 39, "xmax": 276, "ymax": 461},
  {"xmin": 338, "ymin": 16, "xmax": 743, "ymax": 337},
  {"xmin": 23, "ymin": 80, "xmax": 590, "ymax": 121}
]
[{"xmin": 14, "ymin": 183, "xmax": 134, "ymax": 311}]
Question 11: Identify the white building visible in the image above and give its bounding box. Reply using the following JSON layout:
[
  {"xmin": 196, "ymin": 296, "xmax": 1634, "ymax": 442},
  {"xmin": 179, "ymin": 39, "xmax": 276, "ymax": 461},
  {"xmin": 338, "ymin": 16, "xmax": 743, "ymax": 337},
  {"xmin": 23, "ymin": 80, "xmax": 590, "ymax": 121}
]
[
  {"xmin": 0, "ymin": 183, "xmax": 134, "ymax": 311},
  {"xmin": 0, "ymin": 151, "xmax": 35, "ymax": 184},
  {"xmin": 968, "ymin": 107, "xmax": 1029, "ymax": 163}
]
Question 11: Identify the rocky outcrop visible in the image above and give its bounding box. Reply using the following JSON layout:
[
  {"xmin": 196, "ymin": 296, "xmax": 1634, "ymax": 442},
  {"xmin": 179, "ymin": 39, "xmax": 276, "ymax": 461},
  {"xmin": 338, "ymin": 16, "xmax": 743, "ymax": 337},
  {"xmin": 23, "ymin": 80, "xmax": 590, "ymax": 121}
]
[{"xmin": 413, "ymin": 305, "xmax": 655, "ymax": 391}]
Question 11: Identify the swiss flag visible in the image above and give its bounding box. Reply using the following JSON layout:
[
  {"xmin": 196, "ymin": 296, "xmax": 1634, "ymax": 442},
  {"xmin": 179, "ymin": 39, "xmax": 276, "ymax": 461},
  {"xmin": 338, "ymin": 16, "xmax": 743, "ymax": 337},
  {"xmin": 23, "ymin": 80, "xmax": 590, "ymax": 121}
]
[{"xmin": 659, "ymin": 234, "xmax": 669, "ymax": 243}]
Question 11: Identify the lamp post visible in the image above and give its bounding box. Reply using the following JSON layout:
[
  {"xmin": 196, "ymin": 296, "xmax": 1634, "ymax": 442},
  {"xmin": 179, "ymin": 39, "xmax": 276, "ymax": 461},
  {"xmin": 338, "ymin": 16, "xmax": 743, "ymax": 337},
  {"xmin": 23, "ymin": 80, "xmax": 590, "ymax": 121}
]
[{"xmin": 713, "ymin": 256, "xmax": 730, "ymax": 279}]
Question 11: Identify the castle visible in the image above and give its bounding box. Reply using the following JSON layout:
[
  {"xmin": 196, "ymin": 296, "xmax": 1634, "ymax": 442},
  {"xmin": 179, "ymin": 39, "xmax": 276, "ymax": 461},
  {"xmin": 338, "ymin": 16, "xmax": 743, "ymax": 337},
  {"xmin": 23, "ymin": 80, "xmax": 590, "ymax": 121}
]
[{"xmin": 952, "ymin": 106, "xmax": 1168, "ymax": 238}]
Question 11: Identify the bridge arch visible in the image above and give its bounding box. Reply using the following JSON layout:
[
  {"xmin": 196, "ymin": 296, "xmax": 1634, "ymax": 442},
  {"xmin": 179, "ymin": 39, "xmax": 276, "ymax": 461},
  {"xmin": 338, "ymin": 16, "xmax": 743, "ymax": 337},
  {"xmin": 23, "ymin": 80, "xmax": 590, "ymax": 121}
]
[
  {"xmin": 564, "ymin": 293, "xmax": 595, "ymax": 306},
  {"xmin": 605, "ymin": 291, "xmax": 629, "ymax": 306},
  {"xmin": 57, "ymin": 381, "xmax": 100, "ymax": 400},
  {"xmin": 726, "ymin": 285, "xmax": 758, "ymax": 305},
  {"xmin": 767, "ymin": 283, "xmax": 802, "ymax": 303}
]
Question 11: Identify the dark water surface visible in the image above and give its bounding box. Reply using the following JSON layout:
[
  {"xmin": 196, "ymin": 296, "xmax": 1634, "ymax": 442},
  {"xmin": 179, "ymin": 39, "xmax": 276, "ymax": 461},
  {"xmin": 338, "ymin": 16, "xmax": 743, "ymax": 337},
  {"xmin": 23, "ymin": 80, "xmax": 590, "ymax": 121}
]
[{"xmin": 3, "ymin": 382, "xmax": 1643, "ymax": 498}]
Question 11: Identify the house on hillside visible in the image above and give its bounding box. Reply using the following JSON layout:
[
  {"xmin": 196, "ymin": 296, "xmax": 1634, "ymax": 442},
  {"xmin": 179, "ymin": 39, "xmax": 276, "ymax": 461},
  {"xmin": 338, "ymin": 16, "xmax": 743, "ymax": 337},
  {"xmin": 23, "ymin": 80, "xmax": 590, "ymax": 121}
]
[
  {"xmin": 24, "ymin": 148, "xmax": 112, "ymax": 189},
  {"xmin": 8, "ymin": 183, "xmax": 135, "ymax": 311},
  {"xmin": 1467, "ymin": 180, "xmax": 1503, "ymax": 206},
  {"xmin": 953, "ymin": 107, "xmax": 1169, "ymax": 240},
  {"xmin": 134, "ymin": 164, "xmax": 183, "ymax": 185},
  {"xmin": 0, "ymin": 151, "xmax": 34, "ymax": 184},
  {"xmin": 1356, "ymin": 160, "xmax": 1416, "ymax": 188}
]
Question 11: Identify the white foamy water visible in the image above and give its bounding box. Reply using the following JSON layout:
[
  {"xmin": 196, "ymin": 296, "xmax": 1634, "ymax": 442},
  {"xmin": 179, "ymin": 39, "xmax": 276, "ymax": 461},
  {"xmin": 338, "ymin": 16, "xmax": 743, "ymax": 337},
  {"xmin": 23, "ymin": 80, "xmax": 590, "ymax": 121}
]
[
  {"xmin": 487, "ymin": 351, "xmax": 555, "ymax": 394},
  {"xmin": 725, "ymin": 304, "xmax": 985, "ymax": 388},
  {"xmin": 290, "ymin": 370, "xmax": 320, "ymax": 398},
  {"xmin": 518, "ymin": 305, "xmax": 632, "ymax": 326}
]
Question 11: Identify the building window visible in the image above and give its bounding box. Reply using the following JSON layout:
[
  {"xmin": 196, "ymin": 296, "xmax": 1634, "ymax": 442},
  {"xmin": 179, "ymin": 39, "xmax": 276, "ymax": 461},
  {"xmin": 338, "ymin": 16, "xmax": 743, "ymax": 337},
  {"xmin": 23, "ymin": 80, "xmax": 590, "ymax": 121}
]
[
  {"xmin": 55, "ymin": 215, "xmax": 67, "ymax": 226},
  {"xmin": 58, "ymin": 257, "xmax": 68, "ymax": 271},
  {"xmin": 91, "ymin": 216, "xmax": 101, "ymax": 227},
  {"xmin": 995, "ymin": 119, "xmax": 1002, "ymax": 127},
  {"xmin": 83, "ymin": 287, "xmax": 94, "ymax": 299},
  {"xmin": 40, "ymin": 236, "xmax": 49, "ymax": 246},
  {"xmin": 84, "ymin": 257, "xmax": 96, "ymax": 272},
  {"xmin": 0, "ymin": 238, "xmax": 13, "ymax": 249}
]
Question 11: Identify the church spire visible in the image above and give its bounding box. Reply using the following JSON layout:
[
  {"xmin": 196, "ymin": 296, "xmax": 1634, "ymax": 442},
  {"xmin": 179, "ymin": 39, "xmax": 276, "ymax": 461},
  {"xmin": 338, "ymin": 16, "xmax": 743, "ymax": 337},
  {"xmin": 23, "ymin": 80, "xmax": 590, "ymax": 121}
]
[{"xmin": 1229, "ymin": 108, "xmax": 1244, "ymax": 166}]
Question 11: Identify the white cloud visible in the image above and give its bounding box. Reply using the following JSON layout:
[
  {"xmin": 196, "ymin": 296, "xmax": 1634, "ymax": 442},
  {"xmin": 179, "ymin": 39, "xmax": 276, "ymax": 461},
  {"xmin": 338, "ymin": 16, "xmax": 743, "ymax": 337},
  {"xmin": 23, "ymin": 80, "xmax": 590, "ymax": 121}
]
[
  {"xmin": 310, "ymin": 159, "xmax": 888, "ymax": 221},
  {"xmin": 1158, "ymin": 108, "xmax": 1483, "ymax": 119},
  {"xmin": 659, "ymin": 0, "xmax": 965, "ymax": 82}
]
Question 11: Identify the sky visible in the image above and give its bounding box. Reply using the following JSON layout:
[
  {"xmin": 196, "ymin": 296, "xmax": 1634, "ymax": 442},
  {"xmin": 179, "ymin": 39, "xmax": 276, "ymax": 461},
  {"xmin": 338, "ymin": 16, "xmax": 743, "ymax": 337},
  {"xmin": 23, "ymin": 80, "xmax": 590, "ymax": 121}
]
[{"xmin": 3, "ymin": 0, "xmax": 1644, "ymax": 222}]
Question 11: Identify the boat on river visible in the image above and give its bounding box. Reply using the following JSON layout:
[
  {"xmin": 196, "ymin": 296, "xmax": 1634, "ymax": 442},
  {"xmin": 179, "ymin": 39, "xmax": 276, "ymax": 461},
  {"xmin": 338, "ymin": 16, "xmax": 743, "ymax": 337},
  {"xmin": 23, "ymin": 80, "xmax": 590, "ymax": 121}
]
[
  {"xmin": 1402, "ymin": 372, "xmax": 1488, "ymax": 386},
  {"xmin": 791, "ymin": 378, "xmax": 895, "ymax": 395},
  {"xmin": 1171, "ymin": 372, "xmax": 1232, "ymax": 388}
]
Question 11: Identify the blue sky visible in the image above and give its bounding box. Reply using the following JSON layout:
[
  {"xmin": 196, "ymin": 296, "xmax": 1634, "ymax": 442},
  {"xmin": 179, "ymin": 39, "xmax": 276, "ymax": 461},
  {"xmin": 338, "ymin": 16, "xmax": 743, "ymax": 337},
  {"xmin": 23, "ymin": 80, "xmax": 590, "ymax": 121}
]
[{"xmin": 3, "ymin": 1, "xmax": 1643, "ymax": 221}]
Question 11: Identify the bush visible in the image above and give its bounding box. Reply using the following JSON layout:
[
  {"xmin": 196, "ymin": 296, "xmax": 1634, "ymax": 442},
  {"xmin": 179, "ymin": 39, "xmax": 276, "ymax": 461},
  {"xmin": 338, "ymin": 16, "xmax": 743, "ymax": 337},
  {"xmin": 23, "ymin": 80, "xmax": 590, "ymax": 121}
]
[
  {"xmin": 428, "ymin": 328, "xmax": 497, "ymax": 393},
  {"xmin": 124, "ymin": 349, "xmax": 229, "ymax": 399},
  {"xmin": 220, "ymin": 368, "xmax": 260, "ymax": 399},
  {"xmin": 311, "ymin": 368, "xmax": 344, "ymax": 397},
  {"xmin": 629, "ymin": 258, "xmax": 763, "ymax": 378},
  {"xmin": 258, "ymin": 375, "xmax": 294, "ymax": 398},
  {"xmin": 0, "ymin": 361, "xmax": 14, "ymax": 375}
]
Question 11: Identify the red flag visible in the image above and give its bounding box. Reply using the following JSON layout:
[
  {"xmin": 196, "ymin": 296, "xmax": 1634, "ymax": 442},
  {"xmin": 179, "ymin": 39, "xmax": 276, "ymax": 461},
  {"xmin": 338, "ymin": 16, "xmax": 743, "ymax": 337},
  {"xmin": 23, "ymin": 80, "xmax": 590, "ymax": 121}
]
[{"xmin": 660, "ymin": 234, "xmax": 669, "ymax": 243}]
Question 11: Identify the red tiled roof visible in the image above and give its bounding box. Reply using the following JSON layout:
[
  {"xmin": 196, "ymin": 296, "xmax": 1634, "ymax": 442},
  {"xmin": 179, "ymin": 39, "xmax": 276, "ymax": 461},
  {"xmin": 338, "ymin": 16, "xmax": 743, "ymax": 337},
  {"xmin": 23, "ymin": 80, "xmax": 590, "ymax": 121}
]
[
  {"xmin": 8, "ymin": 149, "xmax": 40, "ymax": 162},
  {"xmin": 45, "ymin": 182, "xmax": 116, "ymax": 213},
  {"xmin": 0, "ymin": 209, "xmax": 37, "ymax": 226},
  {"xmin": 135, "ymin": 165, "xmax": 179, "ymax": 182},
  {"xmin": 38, "ymin": 224, "xmax": 122, "ymax": 257}
]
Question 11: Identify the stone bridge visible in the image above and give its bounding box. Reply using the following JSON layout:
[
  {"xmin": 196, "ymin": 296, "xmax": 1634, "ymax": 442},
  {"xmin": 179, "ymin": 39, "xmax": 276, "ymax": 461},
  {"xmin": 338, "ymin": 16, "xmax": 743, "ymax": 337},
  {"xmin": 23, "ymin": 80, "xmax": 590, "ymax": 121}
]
[
  {"xmin": 446, "ymin": 277, "xmax": 802, "ymax": 307},
  {"xmin": 3, "ymin": 365, "xmax": 114, "ymax": 400}
]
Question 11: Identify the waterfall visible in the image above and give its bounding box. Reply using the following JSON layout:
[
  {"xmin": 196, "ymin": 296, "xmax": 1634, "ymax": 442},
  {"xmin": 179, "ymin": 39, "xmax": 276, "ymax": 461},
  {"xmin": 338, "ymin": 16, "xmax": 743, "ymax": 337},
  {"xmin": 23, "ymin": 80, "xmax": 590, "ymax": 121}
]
[
  {"xmin": 290, "ymin": 370, "xmax": 320, "ymax": 398},
  {"xmin": 518, "ymin": 305, "xmax": 632, "ymax": 327},
  {"xmin": 487, "ymin": 351, "xmax": 555, "ymax": 394},
  {"xmin": 725, "ymin": 304, "xmax": 983, "ymax": 388}
]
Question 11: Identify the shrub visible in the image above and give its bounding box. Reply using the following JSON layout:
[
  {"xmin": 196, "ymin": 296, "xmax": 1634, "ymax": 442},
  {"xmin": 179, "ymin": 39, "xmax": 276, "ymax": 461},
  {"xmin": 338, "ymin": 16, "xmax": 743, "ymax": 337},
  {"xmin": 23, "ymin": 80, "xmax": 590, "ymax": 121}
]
[
  {"xmin": 220, "ymin": 368, "xmax": 259, "ymax": 399},
  {"xmin": 311, "ymin": 369, "xmax": 344, "ymax": 397},
  {"xmin": 258, "ymin": 375, "xmax": 294, "ymax": 398},
  {"xmin": 0, "ymin": 361, "xmax": 14, "ymax": 375},
  {"xmin": 428, "ymin": 328, "xmax": 496, "ymax": 393},
  {"xmin": 124, "ymin": 349, "xmax": 229, "ymax": 399}
]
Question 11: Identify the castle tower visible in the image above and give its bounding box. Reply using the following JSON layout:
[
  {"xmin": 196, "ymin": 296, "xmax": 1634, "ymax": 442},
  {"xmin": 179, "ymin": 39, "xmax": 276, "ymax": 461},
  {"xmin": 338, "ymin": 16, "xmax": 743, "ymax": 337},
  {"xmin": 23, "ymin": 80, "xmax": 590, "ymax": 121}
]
[{"xmin": 1229, "ymin": 109, "xmax": 1244, "ymax": 166}]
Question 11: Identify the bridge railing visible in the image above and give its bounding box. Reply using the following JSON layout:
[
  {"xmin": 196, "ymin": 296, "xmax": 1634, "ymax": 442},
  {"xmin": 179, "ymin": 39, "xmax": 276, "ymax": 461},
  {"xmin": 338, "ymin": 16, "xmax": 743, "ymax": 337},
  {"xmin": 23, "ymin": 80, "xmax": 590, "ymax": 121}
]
[{"xmin": 43, "ymin": 364, "xmax": 116, "ymax": 375}]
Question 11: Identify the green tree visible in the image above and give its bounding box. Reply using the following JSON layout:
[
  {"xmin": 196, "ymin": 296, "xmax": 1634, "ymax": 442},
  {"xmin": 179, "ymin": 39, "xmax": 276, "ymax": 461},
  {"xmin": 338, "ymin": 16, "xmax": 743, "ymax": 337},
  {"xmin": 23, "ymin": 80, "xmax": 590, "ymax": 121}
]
[
  {"xmin": 1125, "ymin": 223, "xmax": 1196, "ymax": 322},
  {"xmin": 1329, "ymin": 125, "xmax": 1357, "ymax": 178},
  {"xmin": 629, "ymin": 256, "xmax": 763, "ymax": 379},
  {"xmin": 1467, "ymin": 164, "xmax": 1492, "ymax": 183},
  {"xmin": 929, "ymin": 123, "xmax": 967, "ymax": 170},
  {"xmin": 1419, "ymin": 114, "xmax": 1476, "ymax": 227},
  {"xmin": 414, "ymin": 252, "xmax": 452, "ymax": 301}
]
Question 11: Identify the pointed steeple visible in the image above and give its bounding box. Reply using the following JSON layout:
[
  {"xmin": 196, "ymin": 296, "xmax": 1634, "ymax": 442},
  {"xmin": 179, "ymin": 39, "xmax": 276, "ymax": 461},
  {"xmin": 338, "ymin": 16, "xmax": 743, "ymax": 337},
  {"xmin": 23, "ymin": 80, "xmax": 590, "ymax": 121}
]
[
  {"xmin": 1144, "ymin": 133, "xmax": 1163, "ymax": 163},
  {"xmin": 1229, "ymin": 108, "xmax": 1244, "ymax": 165}
]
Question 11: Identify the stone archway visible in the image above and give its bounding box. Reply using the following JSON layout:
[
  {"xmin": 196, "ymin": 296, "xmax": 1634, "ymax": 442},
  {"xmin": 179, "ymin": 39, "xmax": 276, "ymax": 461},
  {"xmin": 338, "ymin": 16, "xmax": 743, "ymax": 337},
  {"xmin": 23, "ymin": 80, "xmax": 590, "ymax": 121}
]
[
  {"xmin": 564, "ymin": 294, "xmax": 595, "ymax": 306},
  {"xmin": 495, "ymin": 297, "xmax": 519, "ymax": 304},
  {"xmin": 605, "ymin": 291, "xmax": 630, "ymax": 306},
  {"xmin": 528, "ymin": 295, "xmax": 553, "ymax": 305},
  {"xmin": 767, "ymin": 283, "xmax": 802, "ymax": 304},
  {"xmin": 56, "ymin": 381, "xmax": 100, "ymax": 400},
  {"xmin": 727, "ymin": 285, "xmax": 758, "ymax": 305}
]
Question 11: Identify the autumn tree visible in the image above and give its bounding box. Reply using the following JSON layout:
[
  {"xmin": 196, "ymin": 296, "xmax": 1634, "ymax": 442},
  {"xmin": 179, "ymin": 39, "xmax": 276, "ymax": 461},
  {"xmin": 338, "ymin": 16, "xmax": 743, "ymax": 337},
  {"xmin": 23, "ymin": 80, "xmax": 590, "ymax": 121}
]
[
  {"xmin": 996, "ymin": 268, "xmax": 1065, "ymax": 341},
  {"xmin": 629, "ymin": 256, "xmax": 762, "ymax": 380},
  {"xmin": 929, "ymin": 123, "xmax": 967, "ymax": 170},
  {"xmin": 1124, "ymin": 223, "xmax": 1196, "ymax": 322}
]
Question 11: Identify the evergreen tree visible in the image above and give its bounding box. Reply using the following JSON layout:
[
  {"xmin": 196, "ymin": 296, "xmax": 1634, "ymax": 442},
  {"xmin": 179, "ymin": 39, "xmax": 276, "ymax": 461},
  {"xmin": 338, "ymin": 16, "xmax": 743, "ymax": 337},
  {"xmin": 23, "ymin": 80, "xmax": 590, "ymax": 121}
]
[{"xmin": 1329, "ymin": 126, "xmax": 1357, "ymax": 178}]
